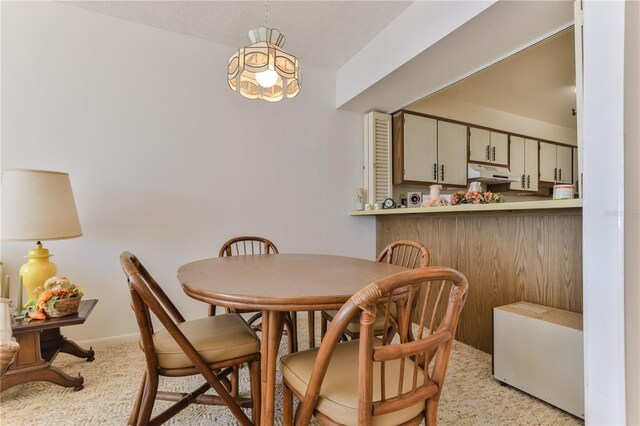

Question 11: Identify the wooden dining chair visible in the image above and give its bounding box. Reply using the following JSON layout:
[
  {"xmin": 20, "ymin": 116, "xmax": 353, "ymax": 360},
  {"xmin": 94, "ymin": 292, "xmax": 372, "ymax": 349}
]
[
  {"xmin": 281, "ymin": 266, "xmax": 468, "ymax": 426},
  {"xmin": 320, "ymin": 240, "xmax": 431, "ymax": 341},
  {"xmin": 120, "ymin": 252, "xmax": 261, "ymax": 426},
  {"xmin": 209, "ymin": 236, "xmax": 279, "ymax": 318},
  {"xmin": 210, "ymin": 236, "xmax": 300, "ymax": 352}
]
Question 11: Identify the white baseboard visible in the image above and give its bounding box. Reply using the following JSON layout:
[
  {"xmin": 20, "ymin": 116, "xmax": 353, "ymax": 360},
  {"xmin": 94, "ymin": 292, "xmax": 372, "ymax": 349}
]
[
  {"xmin": 76, "ymin": 332, "xmax": 139, "ymax": 349},
  {"xmin": 72, "ymin": 311, "xmax": 319, "ymax": 350},
  {"xmin": 72, "ymin": 312, "xmax": 265, "ymax": 350}
]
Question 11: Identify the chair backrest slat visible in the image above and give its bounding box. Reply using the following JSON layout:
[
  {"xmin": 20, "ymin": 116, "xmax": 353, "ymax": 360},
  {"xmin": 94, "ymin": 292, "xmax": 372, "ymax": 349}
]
[
  {"xmin": 377, "ymin": 241, "xmax": 430, "ymax": 270},
  {"xmin": 429, "ymin": 282, "xmax": 446, "ymax": 335},
  {"xmin": 377, "ymin": 241, "xmax": 431, "ymax": 343},
  {"xmin": 219, "ymin": 236, "xmax": 279, "ymax": 258},
  {"xmin": 398, "ymin": 245, "xmax": 406, "ymax": 267},
  {"xmin": 397, "ymin": 355, "xmax": 406, "ymax": 398},
  {"xmin": 417, "ymin": 280, "xmax": 432, "ymax": 339}
]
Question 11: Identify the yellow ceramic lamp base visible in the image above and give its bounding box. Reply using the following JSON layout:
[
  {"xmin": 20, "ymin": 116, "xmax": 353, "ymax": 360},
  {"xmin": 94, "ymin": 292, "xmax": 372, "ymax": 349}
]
[{"xmin": 19, "ymin": 242, "xmax": 57, "ymax": 305}]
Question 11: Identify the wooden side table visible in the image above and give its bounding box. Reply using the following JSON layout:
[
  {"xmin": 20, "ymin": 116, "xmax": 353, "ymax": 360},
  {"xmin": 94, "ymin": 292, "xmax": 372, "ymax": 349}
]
[{"xmin": 1, "ymin": 299, "xmax": 97, "ymax": 392}]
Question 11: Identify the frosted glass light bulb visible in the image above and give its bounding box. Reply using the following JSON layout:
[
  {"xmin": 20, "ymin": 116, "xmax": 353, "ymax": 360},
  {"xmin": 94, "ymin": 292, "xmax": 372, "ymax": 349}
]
[{"xmin": 256, "ymin": 70, "xmax": 278, "ymax": 88}]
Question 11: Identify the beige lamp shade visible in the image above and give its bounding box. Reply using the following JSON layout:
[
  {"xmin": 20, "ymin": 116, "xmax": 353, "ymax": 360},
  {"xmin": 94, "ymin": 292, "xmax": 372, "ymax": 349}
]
[{"xmin": 1, "ymin": 169, "xmax": 82, "ymax": 241}]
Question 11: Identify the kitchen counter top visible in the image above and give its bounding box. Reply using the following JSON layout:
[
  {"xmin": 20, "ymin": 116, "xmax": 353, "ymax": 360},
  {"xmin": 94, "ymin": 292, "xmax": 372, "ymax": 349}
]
[{"xmin": 350, "ymin": 198, "xmax": 582, "ymax": 216}]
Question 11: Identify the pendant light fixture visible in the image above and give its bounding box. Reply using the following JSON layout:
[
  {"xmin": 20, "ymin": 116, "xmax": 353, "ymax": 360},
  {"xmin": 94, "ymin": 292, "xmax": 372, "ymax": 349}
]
[{"xmin": 227, "ymin": 3, "xmax": 300, "ymax": 102}]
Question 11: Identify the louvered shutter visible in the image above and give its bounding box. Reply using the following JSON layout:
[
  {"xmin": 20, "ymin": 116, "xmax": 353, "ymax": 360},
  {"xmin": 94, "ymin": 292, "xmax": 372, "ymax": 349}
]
[{"xmin": 364, "ymin": 112, "xmax": 392, "ymax": 205}]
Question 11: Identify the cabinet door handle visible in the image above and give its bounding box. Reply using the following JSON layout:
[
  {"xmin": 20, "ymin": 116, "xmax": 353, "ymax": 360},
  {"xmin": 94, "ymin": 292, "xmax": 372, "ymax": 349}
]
[
  {"xmin": 559, "ymin": 168, "xmax": 562, "ymax": 181},
  {"xmin": 554, "ymin": 167, "xmax": 558, "ymax": 181},
  {"xmin": 492, "ymin": 146, "xmax": 496, "ymax": 162},
  {"xmin": 527, "ymin": 175, "xmax": 531, "ymax": 189},
  {"xmin": 441, "ymin": 164, "xmax": 445, "ymax": 182},
  {"xmin": 521, "ymin": 174, "xmax": 525, "ymax": 189},
  {"xmin": 486, "ymin": 145, "xmax": 490, "ymax": 160},
  {"xmin": 433, "ymin": 163, "xmax": 437, "ymax": 181}
]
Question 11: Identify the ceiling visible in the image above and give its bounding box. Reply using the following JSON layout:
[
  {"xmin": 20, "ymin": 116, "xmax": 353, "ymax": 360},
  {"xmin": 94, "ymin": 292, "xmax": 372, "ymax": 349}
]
[
  {"xmin": 65, "ymin": 1, "xmax": 412, "ymax": 70},
  {"xmin": 411, "ymin": 28, "xmax": 577, "ymax": 128},
  {"xmin": 64, "ymin": 0, "xmax": 576, "ymax": 128}
]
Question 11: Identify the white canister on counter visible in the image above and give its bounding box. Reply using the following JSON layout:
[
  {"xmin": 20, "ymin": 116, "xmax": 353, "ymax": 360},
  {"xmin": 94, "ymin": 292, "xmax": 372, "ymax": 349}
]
[
  {"xmin": 553, "ymin": 185, "xmax": 573, "ymax": 200},
  {"xmin": 429, "ymin": 184, "xmax": 442, "ymax": 200},
  {"xmin": 468, "ymin": 182, "xmax": 483, "ymax": 193}
]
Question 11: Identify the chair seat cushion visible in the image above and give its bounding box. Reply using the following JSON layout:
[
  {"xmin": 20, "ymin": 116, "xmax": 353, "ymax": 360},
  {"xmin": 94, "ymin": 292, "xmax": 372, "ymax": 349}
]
[
  {"xmin": 281, "ymin": 340, "xmax": 433, "ymax": 426},
  {"xmin": 152, "ymin": 314, "xmax": 260, "ymax": 369}
]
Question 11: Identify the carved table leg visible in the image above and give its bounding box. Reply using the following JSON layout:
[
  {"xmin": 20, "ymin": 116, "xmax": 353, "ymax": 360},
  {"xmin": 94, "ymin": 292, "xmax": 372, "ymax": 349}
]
[
  {"xmin": 1, "ymin": 365, "xmax": 84, "ymax": 391},
  {"xmin": 41, "ymin": 328, "xmax": 94, "ymax": 361},
  {"xmin": 60, "ymin": 339, "xmax": 95, "ymax": 362}
]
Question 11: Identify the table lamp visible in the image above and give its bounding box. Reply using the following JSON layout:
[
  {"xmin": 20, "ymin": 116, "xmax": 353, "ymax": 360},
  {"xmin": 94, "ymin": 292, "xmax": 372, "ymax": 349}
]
[{"xmin": 1, "ymin": 169, "xmax": 82, "ymax": 305}]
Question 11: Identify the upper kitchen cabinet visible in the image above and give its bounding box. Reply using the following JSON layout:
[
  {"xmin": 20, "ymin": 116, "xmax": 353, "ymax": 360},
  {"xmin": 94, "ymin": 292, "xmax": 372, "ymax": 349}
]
[
  {"xmin": 396, "ymin": 113, "xmax": 438, "ymax": 182},
  {"xmin": 540, "ymin": 141, "xmax": 572, "ymax": 184},
  {"xmin": 393, "ymin": 111, "xmax": 467, "ymax": 186},
  {"xmin": 509, "ymin": 136, "xmax": 538, "ymax": 192},
  {"xmin": 437, "ymin": 121, "xmax": 468, "ymax": 185},
  {"xmin": 469, "ymin": 127, "xmax": 509, "ymax": 166}
]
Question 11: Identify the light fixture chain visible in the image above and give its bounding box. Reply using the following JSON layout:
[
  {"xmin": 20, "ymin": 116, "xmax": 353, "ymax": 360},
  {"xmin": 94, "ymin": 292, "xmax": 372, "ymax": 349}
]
[{"xmin": 264, "ymin": 0, "xmax": 270, "ymax": 29}]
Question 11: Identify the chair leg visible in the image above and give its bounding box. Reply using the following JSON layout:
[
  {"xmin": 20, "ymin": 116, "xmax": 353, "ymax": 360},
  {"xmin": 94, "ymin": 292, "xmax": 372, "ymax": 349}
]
[
  {"xmin": 138, "ymin": 369, "xmax": 158, "ymax": 425},
  {"xmin": 290, "ymin": 312, "xmax": 299, "ymax": 352},
  {"xmin": 219, "ymin": 367, "xmax": 232, "ymax": 393},
  {"xmin": 208, "ymin": 304, "xmax": 216, "ymax": 316},
  {"xmin": 199, "ymin": 366, "xmax": 252, "ymax": 425},
  {"xmin": 282, "ymin": 383, "xmax": 293, "ymax": 426},
  {"xmin": 231, "ymin": 365, "xmax": 239, "ymax": 397},
  {"xmin": 308, "ymin": 311, "xmax": 316, "ymax": 348},
  {"xmin": 129, "ymin": 370, "xmax": 147, "ymax": 425},
  {"xmin": 320, "ymin": 314, "xmax": 327, "ymax": 341},
  {"xmin": 284, "ymin": 316, "xmax": 295, "ymax": 354},
  {"xmin": 426, "ymin": 398, "xmax": 439, "ymax": 426},
  {"xmin": 250, "ymin": 359, "xmax": 261, "ymax": 426}
]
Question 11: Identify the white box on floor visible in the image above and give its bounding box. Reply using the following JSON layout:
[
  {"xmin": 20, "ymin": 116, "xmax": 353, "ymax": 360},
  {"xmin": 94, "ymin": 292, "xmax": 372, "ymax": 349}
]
[{"xmin": 493, "ymin": 302, "xmax": 584, "ymax": 418}]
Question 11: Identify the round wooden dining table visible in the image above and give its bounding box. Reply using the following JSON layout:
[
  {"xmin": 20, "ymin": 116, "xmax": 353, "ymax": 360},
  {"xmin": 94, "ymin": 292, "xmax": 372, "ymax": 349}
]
[{"xmin": 178, "ymin": 253, "xmax": 408, "ymax": 426}]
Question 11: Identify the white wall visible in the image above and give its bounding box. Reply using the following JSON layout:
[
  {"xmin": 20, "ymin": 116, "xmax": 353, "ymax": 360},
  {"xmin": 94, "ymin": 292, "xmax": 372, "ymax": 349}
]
[
  {"xmin": 407, "ymin": 94, "xmax": 577, "ymax": 146},
  {"xmin": 582, "ymin": 1, "xmax": 627, "ymax": 423},
  {"xmin": 0, "ymin": 2, "xmax": 375, "ymax": 343}
]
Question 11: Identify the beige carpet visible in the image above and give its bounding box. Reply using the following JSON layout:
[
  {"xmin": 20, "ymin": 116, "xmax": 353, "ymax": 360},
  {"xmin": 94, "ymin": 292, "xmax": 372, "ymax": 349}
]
[{"xmin": 1, "ymin": 316, "xmax": 583, "ymax": 425}]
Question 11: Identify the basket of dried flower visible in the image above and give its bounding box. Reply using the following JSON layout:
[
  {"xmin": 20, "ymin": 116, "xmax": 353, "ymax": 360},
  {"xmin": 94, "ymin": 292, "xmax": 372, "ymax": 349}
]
[
  {"xmin": 45, "ymin": 296, "xmax": 82, "ymax": 317},
  {"xmin": 27, "ymin": 277, "xmax": 84, "ymax": 319}
]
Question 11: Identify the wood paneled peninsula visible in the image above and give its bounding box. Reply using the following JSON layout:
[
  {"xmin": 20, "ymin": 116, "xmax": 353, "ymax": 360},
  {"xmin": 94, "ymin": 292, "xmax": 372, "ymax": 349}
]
[{"xmin": 351, "ymin": 199, "xmax": 582, "ymax": 354}]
